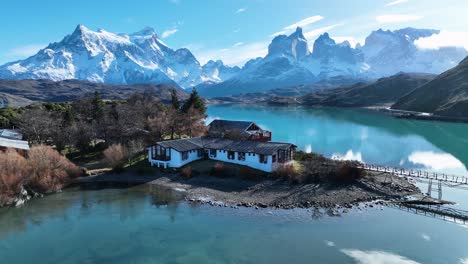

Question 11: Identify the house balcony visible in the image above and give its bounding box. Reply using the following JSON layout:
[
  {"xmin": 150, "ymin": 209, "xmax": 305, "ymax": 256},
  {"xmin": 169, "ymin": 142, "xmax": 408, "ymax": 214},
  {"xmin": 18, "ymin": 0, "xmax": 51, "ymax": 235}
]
[{"xmin": 248, "ymin": 130, "xmax": 272, "ymax": 142}]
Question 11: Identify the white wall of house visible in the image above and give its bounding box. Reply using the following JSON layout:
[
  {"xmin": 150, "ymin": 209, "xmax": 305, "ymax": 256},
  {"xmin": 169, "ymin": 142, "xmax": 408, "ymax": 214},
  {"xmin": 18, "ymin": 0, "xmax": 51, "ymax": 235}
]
[
  {"xmin": 169, "ymin": 148, "xmax": 202, "ymax": 167},
  {"xmin": 149, "ymin": 145, "xmax": 292, "ymax": 173},
  {"xmin": 148, "ymin": 147, "xmax": 202, "ymax": 168},
  {"xmin": 209, "ymin": 149, "xmax": 274, "ymax": 172}
]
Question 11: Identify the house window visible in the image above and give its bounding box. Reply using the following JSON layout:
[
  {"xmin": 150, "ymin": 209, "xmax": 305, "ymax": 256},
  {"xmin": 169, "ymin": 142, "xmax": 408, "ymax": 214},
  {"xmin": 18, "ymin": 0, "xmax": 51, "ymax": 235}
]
[
  {"xmin": 197, "ymin": 149, "xmax": 203, "ymax": 157},
  {"xmin": 210, "ymin": 149, "xmax": 217, "ymax": 158},
  {"xmin": 272, "ymin": 154, "xmax": 276, "ymax": 163},
  {"xmin": 182, "ymin": 151, "xmax": 188, "ymax": 160},
  {"xmin": 259, "ymin": 154, "xmax": 268, "ymax": 164},
  {"xmin": 238, "ymin": 152, "xmax": 245, "ymax": 161},
  {"xmin": 228, "ymin": 151, "xmax": 235, "ymax": 160}
]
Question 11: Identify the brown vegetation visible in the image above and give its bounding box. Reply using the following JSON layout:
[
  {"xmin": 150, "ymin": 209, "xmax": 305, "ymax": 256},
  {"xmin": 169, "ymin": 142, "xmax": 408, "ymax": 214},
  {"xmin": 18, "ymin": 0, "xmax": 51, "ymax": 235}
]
[
  {"xmin": 210, "ymin": 162, "xmax": 227, "ymax": 177},
  {"xmin": 181, "ymin": 166, "xmax": 193, "ymax": 179},
  {"xmin": 103, "ymin": 144, "xmax": 129, "ymax": 170},
  {"xmin": 0, "ymin": 150, "xmax": 29, "ymax": 205},
  {"xmin": 27, "ymin": 145, "xmax": 81, "ymax": 193},
  {"xmin": 0, "ymin": 146, "xmax": 81, "ymax": 206}
]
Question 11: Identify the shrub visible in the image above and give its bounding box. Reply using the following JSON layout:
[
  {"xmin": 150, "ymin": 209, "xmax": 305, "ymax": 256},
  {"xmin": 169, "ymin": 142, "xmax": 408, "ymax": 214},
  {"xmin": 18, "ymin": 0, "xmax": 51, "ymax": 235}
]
[
  {"xmin": 103, "ymin": 144, "xmax": 128, "ymax": 170},
  {"xmin": 333, "ymin": 163, "xmax": 364, "ymax": 183},
  {"xmin": 273, "ymin": 164, "xmax": 301, "ymax": 183},
  {"xmin": 0, "ymin": 149, "xmax": 30, "ymax": 204},
  {"xmin": 27, "ymin": 145, "xmax": 81, "ymax": 193},
  {"xmin": 181, "ymin": 166, "xmax": 192, "ymax": 179},
  {"xmin": 210, "ymin": 162, "xmax": 226, "ymax": 177}
]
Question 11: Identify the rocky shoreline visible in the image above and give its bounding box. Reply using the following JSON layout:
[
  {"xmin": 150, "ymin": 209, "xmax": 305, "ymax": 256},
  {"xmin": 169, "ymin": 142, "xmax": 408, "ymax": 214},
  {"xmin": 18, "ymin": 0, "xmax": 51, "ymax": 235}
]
[{"xmin": 74, "ymin": 169, "xmax": 421, "ymax": 210}]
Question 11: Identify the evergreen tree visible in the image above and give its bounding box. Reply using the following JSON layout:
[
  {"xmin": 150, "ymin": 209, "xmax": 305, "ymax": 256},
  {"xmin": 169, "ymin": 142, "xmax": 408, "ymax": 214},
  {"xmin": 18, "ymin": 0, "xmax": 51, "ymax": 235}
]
[
  {"xmin": 171, "ymin": 89, "xmax": 180, "ymax": 110},
  {"xmin": 181, "ymin": 88, "xmax": 206, "ymax": 115},
  {"xmin": 91, "ymin": 91, "xmax": 105, "ymax": 121}
]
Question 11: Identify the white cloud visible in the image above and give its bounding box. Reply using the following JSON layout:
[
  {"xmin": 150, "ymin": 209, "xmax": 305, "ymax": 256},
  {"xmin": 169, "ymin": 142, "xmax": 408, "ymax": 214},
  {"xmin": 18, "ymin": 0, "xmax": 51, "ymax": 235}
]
[
  {"xmin": 304, "ymin": 23, "xmax": 344, "ymax": 39},
  {"xmin": 284, "ymin": 15, "xmax": 324, "ymax": 31},
  {"xmin": 385, "ymin": 0, "xmax": 409, "ymax": 7},
  {"xmin": 415, "ymin": 31, "xmax": 468, "ymax": 50},
  {"xmin": 408, "ymin": 151, "xmax": 465, "ymax": 171},
  {"xmin": 236, "ymin": 8, "xmax": 247, "ymax": 13},
  {"xmin": 270, "ymin": 15, "xmax": 324, "ymax": 38},
  {"xmin": 232, "ymin": 42, "xmax": 244, "ymax": 47},
  {"xmin": 324, "ymin": 240, "xmax": 335, "ymax": 247},
  {"xmin": 194, "ymin": 41, "xmax": 268, "ymax": 66},
  {"xmin": 270, "ymin": 30, "xmax": 288, "ymax": 37},
  {"xmin": 341, "ymin": 249, "xmax": 421, "ymax": 264},
  {"xmin": 161, "ymin": 28, "xmax": 178, "ymax": 38},
  {"xmin": 376, "ymin": 14, "xmax": 423, "ymax": 23},
  {"xmin": 460, "ymin": 258, "xmax": 468, "ymax": 264},
  {"xmin": 9, "ymin": 44, "xmax": 45, "ymax": 58}
]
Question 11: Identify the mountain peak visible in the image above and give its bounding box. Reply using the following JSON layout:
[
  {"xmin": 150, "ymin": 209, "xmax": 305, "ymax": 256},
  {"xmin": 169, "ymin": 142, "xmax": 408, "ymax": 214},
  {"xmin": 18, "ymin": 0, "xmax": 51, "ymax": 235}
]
[
  {"xmin": 289, "ymin": 27, "xmax": 305, "ymax": 39},
  {"xmin": 132, "ymin": 26, "xmax": 157, "ymax": 36},
  {"xmin": 71, "ymin": 24, "xmax": 89, "ymax": 36},
  {"xmin": 267, "ymin": 26, "xmax": 310, "ymax": 60}
]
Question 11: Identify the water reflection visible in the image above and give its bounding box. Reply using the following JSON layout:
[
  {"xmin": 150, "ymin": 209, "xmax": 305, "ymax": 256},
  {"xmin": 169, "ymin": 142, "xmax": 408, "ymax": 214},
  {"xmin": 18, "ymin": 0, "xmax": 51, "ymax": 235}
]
[
  {"xmin": 341, "ymin": 249, "xmax": 421, "ymax": 264},
  {"xmin": 408, "ymin": 151, "xmax": 466, "ymax": 173},
  {"xmin": 207, "ymin": 105, "xmax": 468, "ymax": 174}
]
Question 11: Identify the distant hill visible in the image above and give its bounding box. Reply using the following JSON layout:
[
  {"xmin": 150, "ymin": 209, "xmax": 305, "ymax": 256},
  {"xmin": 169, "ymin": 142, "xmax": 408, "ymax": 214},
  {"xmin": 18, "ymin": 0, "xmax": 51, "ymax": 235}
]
[
  {"xmin": 0, "ymin": 92, "xmax": 33, "ymax": 107},
  {"xmin": 0, "ymin": 79, "xmax": 187, "ymax": 107},
  {"xmin": 392, "ymin": 57, "xmax": 468, "ymax": 117},
  {"xmin": 300, "ymin": 73, "xmax": 435, "ymax": 107}
]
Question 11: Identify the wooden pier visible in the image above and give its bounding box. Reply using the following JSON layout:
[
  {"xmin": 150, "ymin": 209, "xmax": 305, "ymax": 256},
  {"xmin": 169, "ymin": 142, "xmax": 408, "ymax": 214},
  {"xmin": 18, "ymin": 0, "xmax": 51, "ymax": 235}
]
[
  {"xmin": 359, "ymin": 163, "xmax": 468, "ymax": 185},
  {"xmin": 389, "ymin": 202, "xmax": 468, "ymax": 224}
]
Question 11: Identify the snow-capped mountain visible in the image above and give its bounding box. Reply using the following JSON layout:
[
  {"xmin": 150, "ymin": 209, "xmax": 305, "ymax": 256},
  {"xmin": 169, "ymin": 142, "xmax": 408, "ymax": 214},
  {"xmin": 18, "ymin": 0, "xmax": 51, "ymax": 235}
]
[
  {"xmin": 198, "ymin": 27, "xmax": 467, "ymax": 97},
  {"xmin": 1, "ymin": 25, "xmax": 467, "ymax": 97},
  {"xmin": 198, "ymin": 27, "xmax": 368, "ymax": 97},
  {"xmin": 200, "ymin": 60, "xmax": 241, "ymax": 84},
  {"xmin": 361, "ymin": 28, "xmax": 467, "ymax": 77},
  {"xmin": 0, "ymin": 25, "xmax": 234, "ymax": 89}
]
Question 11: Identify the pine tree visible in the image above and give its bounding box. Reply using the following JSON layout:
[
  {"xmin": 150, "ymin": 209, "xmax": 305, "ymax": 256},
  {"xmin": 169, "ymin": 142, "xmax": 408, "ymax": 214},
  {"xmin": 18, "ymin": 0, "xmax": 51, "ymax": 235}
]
[
  {"xmin": 171, "ymin": 89, "xmax": 180, "ymax": 110},
  {"xmin": 181, "ymin": 88, "xmax": 206, "ymax": 115},
  {"xmin": 91, "ymin": 91, "xmax": 105, "ymax": 121}
]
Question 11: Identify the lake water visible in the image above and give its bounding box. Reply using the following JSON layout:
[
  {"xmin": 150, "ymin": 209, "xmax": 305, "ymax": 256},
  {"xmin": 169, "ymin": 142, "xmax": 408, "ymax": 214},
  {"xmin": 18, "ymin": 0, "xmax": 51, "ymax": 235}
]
[
  {"xmin": 207, "ymin": 104, "xmax": 468, "ymax": 176},
  {"xmin": 1, "ymin": 105, "xmax": 468, "ymax": 264},
  {"xmin": 1, "ymin": 186, "xmax": 467, "ymax": 264}
]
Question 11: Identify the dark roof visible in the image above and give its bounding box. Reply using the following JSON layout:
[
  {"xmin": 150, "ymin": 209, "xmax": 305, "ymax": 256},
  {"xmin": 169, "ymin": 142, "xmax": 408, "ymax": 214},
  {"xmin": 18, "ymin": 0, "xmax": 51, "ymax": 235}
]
[
  {"xmin": 0, "ymin": 129, "xmax": 23, "ymax": 140},
  {"xmin": 156, "ymin": 137, "xmax": 295, "ymax": 155},
  {"xmin": 158, "ymin": 138, "xmax": 204, "ymax": 152},
  {"xmin": 208, "ymin": 119, "xmax": 254, "ymax": 133}
]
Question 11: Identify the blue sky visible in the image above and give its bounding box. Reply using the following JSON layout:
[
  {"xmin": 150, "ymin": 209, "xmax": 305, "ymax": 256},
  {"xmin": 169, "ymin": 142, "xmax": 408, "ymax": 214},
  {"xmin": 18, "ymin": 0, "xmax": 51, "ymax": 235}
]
[{"xmin": 1, "ymin": 0, "xmax": 467, "ymax": 66}]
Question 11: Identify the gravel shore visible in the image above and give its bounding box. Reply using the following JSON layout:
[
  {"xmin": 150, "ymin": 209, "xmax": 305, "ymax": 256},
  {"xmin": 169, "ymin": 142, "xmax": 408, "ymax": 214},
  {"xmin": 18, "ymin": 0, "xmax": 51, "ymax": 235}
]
[{"xmin": 75, "ymin": 170, "xmax": 420, "ymax": 209}]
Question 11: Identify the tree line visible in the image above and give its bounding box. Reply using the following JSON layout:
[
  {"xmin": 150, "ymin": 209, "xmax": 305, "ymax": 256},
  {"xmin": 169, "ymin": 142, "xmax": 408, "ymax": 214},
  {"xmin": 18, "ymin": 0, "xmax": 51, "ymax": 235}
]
[{"xmin": 1, "ymin": 88, "xmax": 207, "ymax": 155}]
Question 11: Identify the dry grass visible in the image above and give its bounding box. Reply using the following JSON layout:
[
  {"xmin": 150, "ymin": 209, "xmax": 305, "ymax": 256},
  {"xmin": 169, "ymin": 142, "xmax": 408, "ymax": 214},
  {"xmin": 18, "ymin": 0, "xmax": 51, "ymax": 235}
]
[
  {"xmin": 0, "ymin": 149, "xmax": 29, "ymax": 204},
  {"xmin": 1, "ymin": 145, "xmax": 81, "ymax": 205},
  {"xmin": 27, "ymin": 145, "xmax": 81, "ymax": 193},
  {"xmin": 103, "ymin": 144, "xmax": 128, "ymax": 170}
]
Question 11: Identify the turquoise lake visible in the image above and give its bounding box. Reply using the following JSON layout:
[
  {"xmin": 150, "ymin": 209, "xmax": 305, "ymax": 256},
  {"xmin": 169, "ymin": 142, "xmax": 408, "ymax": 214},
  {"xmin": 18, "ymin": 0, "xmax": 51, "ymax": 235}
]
[
  {"xmin": 207, "ymin": 104, "xmax": 468, "ymax": 176},
  {"xmin": 1, "ymin": 105, "xmax": 468, "ymax": 264}
]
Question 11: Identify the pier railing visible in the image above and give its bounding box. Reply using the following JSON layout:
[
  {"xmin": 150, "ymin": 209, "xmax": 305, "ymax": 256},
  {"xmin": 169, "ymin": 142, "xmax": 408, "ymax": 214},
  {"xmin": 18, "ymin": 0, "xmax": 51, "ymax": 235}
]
[{"xmin": 359, "ymin": 163, "xmax": 468, "ymax": 185}]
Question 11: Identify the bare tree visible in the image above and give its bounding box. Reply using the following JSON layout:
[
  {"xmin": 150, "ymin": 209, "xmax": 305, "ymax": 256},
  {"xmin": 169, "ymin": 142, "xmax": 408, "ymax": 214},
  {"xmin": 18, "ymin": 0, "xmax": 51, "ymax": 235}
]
[
  {"xmin": 18, "ymin": 108, "xmax": 54, "ymax": 144},
  {"xmin": 103, "ymin": 144, "xmax": 128, "ymax": 169},
  {"xmin": 181, "ymin": 106, "xmax": 207, "ymax": 138}
]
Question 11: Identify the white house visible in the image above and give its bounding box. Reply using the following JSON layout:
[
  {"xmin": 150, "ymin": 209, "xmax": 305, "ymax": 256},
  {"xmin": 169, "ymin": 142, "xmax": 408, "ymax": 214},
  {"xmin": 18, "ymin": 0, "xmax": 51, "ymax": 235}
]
[
  {"xmin": 148, "ymin": 137, "xmax": 295, "ymax": 173},
  {"xmin": 0, "ymin": 129, "xmax": 30, "ymax": 153}
]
